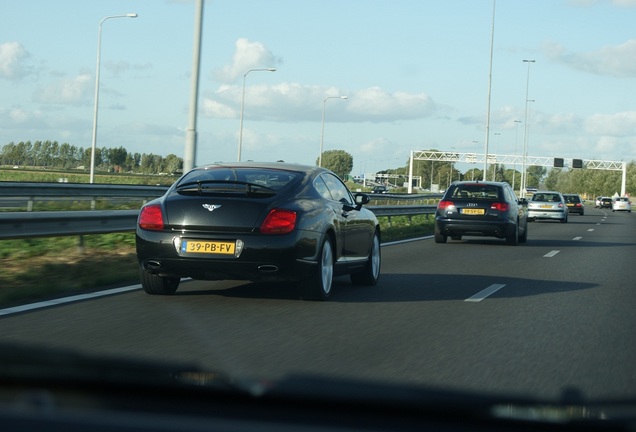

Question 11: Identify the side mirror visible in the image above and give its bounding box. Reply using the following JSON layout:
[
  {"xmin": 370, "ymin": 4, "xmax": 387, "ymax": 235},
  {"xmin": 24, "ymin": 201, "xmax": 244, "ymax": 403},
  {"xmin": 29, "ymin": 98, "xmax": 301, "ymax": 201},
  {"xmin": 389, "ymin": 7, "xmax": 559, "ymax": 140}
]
[{"xmin": 355, "ymin": 193, "xmax": 371, "ymax": 206}]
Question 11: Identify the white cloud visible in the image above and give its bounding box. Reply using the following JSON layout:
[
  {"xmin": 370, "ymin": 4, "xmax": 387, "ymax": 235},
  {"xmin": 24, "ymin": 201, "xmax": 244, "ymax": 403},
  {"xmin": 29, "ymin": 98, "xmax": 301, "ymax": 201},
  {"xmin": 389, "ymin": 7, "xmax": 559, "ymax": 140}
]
[
  {"xmin": 103, "ymin": 61, "xmax": 152, "ymax": 78},
  {"xmin": 347, "ymin": 87, "xmax": 436, "ymax": 122},
  {"xmin": 0, "ymin": 42, "xmax": 30, "ymax": 80},
  {"xmin": 611, "ymin": 0, "xmax": 636, "ymax": 6},
  {"xmin": 202, "ymin": 97, "xmax": 235, "ymax": 119},
  {"xmin": 359, "ymin": 137, "xmax": 394, "ymax": 155},
  {"xmin": 34, "ymin": 73, "xmax": 93, "ymax": 105},
  {"xmin": 567, "ymin": 0, "xmax": 636, "ymax": 6},
  {"xmin": 543, "ymin": 39, "xmax": 636, "ymax": 77},
  {"xmin": 585, "ymin": 111, "xmax": 636, "ymax": 136},
  {"xmin": 214, "ymin": 38, "xmax": 280, "ymax": 83},
  {"xmin": 202, "ymin": 82, "xmax": 437, "ymax": 123}
]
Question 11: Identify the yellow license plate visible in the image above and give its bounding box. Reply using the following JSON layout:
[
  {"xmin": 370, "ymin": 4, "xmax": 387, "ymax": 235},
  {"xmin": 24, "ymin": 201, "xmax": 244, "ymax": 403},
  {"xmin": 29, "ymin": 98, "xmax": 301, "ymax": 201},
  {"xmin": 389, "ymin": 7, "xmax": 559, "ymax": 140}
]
[
  {"xmin": 540, "ymin": 205, "xmax": 552, "ymax": 208},
  {"xmin": 181, "ymin": 240, "xmax": 235, "ymax": 255},
  {"xmin": 461, "ymin": 208, "xmax": 485, "ymax": 215}
]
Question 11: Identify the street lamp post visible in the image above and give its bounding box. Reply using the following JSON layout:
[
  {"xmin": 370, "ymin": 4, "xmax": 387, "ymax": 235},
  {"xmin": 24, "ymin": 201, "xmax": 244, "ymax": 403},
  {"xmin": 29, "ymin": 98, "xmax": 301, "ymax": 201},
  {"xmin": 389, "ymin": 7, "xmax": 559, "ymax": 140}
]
[
  {"xmin": 513, "ymin": 120, "xmax": 521, "ymax": 190},
  {"xmin": 318, "ymin": 95, "xmax": 348, "ymax": 167},
  {"xmin": 237, "ymin": 68, "xmax": 276, "ymax": 161},
  {"xmin": 450, "ymin": 146, "xmax": 456, "ymax": 184},
  {"xmin": 89, "ymin": 13, "xmax": 137, "ymax": 184},
  {"xmin": 491, "ymin": 133, "xmax": 500, "ymax": 181},
  {"xmin": 520, "ymin": 59, "xmax": 535, "ymax": 196}
]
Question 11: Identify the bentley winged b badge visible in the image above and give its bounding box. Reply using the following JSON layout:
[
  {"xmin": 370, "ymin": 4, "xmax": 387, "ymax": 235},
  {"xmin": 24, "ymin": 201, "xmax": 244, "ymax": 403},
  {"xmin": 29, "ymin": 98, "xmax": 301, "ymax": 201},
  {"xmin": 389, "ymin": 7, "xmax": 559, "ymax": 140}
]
[{"xmin": 202, "ymin": 204, "xmax": 221, "ymax": 212}]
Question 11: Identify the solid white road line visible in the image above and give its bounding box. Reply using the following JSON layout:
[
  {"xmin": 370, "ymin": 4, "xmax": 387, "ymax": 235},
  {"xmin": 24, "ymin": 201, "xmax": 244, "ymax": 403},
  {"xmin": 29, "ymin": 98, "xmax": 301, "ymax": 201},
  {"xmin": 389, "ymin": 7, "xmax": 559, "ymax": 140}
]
[
  {"xmin": 0, "ymin": 284, "xmax": 142, "ymax": 317},
  {"xmin": 465, "ymin": 284, "xmax": 506, "ymax": 302},
  {"xmin": 544, "ymin": 250, "xmax": 560, "ymax": 257}
]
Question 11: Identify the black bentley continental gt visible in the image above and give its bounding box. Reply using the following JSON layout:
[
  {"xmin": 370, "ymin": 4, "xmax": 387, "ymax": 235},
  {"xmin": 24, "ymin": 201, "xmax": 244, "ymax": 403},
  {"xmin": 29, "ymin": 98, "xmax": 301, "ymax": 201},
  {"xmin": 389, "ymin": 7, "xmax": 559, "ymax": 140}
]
[{"xmin": 136, "ymin": 162, "xmax": 381, "ymax": 300}]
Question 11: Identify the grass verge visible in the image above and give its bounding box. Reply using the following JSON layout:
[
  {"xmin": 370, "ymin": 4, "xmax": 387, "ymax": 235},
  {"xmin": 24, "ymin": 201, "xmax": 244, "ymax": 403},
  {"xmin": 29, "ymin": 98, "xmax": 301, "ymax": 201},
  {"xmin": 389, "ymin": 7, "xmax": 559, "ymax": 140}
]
[{"xmin": 0, "ymin": 216, "xmax": 434, "ymax": 308}]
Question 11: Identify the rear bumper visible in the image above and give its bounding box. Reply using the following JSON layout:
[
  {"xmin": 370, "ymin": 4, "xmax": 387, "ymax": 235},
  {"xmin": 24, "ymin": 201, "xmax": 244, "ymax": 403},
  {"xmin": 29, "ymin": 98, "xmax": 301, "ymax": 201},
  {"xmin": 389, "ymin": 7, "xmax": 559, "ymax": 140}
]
[
  {"xmin": 528, "ymin": 209, "xmax": 567, "ymax": 220},
  {"xmin": 135, "ymin": 228, "xmax": 320, "ymax": 282},
  {"xmin": 435, "ymin": 219, "xmax": 516, "ymax": 239}
]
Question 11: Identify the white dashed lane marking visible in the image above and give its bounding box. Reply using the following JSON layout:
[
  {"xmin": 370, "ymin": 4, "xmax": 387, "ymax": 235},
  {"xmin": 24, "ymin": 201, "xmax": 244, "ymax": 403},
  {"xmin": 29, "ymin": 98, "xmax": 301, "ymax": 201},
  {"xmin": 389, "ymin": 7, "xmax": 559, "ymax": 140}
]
[
  {"xmin": 544, "ymin": 250, "xmax": 560, "ymax": 258},
  {"xmin": 465, "ymin": 284, "xmax": 506, "ymax": 302}
]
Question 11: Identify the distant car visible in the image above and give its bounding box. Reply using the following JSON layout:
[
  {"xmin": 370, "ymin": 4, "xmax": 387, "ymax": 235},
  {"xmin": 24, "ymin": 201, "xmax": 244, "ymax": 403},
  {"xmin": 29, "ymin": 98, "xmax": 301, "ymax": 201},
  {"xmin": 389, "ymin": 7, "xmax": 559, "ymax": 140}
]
[
  {"xmin": 612, "ymin": 197, "xmax": 632, "ymax": 212},
  {"xmin": 527, "ymin": 191, "xmax": 568, "ymax": 223},
  {"xmin": 434, "ymin": 181, "xmax": 528, "ymax": 245},
  {"xmin": 371, "ymin": 185, "xmax": 389, "ymax": 194},
  {"xmin": 563, "ymin": 194, "xmax": 584, "ymax": 215},
  {"xmin": 595, "ymin": 196, "xmax": 602, "ymax": 208},
  {"xmin": 136, "ymin": 162, "xmax": 381, "ymax": 301},
  {"xmin": 599, "ymin": 197, "xmax": 613, "ymax": 209}
]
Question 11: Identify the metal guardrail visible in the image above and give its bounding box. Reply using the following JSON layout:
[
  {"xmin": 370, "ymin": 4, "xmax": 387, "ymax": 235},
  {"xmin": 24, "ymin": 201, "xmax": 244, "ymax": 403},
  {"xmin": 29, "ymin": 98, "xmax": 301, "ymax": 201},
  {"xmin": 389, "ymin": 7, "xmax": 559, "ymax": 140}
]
[
  {"xmin": 0, "ymin": 183, "xmax": 439, "ymax": 240},
  {"xmin": 0, "ymin": 210, "xmax": 140, "ymax": 240},
  {"xmin": 0, "ymin": 182, "xmax": 168, "ymax": 211},
  {"xmin": 0, "ymin": 206, "xmax": 437, "ymax": 240}
]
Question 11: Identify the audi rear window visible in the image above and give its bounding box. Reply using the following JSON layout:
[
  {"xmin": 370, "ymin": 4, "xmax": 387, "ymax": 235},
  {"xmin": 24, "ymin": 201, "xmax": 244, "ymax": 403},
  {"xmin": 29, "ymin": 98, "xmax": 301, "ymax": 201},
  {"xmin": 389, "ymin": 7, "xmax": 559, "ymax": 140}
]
[{"xmin": 450, "ymin": 185, "xmax": 501, "ymax": 200}]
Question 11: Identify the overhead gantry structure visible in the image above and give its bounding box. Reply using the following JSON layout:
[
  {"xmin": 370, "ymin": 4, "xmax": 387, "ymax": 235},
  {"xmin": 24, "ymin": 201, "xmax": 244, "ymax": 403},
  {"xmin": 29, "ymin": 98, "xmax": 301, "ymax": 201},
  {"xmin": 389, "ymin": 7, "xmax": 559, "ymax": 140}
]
[{"xmin": 406, "ymin": 150, "xmax": 627, "ymax": 196}]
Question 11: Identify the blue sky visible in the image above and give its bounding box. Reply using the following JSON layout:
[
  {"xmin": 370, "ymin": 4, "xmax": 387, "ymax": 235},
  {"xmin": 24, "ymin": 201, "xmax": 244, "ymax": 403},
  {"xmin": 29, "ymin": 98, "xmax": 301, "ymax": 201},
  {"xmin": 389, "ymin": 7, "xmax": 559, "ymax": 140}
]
[{"xmin": 1, "ymin": 0, "xmax": 635, "ymax": 176}]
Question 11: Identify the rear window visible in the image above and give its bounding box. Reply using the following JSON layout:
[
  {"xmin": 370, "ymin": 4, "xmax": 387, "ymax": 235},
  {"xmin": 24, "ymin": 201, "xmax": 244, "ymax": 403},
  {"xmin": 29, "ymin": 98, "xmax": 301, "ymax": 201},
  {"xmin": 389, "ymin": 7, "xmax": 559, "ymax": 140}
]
[
  {"xmin": 449, "ymin": 185, "xmax": 501, "ymax": 200},
  {"xmin": 532, "ymin": 193, "xmax": 561, "ymax": 202},
  {"xmin": 178, "ymin": 167, "xmax": 301, "ymax": 191},
  {"xmin": 564, "ymin": 195, "xmax": 581, "ymax": 203}
]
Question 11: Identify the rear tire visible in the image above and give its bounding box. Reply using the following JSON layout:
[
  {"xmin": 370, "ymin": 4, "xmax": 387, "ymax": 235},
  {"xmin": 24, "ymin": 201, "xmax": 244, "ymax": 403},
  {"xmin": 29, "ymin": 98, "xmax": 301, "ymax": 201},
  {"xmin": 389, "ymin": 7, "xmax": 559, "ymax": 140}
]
[
  {"xmin": 351, "ymin": 231, "xmax": 381, "ymax": 286},
  {"xmin": 506, "ymin": 223, "xmax": 519, "ymax": 246},
  {"xmin": 140, "ymin": 268, "xmax": 180, "ymax": 295},
  {"xmin": 518, "ymin": 220, "xmax": 528, "ymax": 243},
  {"xmin": 299, "ymin": 237, "xmax": 333, "ymax": 301},
  {"xmin": 434, "ymin": 225, "xmax": 447, "ymax": 244}
]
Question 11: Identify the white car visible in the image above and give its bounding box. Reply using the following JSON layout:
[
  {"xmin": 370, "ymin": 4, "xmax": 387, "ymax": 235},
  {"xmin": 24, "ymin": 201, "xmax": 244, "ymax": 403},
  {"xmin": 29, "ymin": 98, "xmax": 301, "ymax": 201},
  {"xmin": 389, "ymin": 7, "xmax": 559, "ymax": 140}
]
[{"xmin": 612, "ymin": 197, "xmax": 632, "ymax": 212}]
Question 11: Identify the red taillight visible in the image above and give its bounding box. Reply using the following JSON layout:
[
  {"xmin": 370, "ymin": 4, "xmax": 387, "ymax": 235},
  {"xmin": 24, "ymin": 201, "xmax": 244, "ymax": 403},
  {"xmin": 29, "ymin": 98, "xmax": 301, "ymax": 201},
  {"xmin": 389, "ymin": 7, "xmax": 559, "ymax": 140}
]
[
  {"xmin": 437, "ymin": 200, "xmax": 454, "ymax": 211},
  {"xmin": 260, "ymin": 209, "xmax": 297, "ymax": 234},
  {"xmin": 490, "ymin": 202, "xmax": 509, "ymax": 212},
  {"xmin": 139, "ymin": 205, "xmax": 164, "ymax": 230}
]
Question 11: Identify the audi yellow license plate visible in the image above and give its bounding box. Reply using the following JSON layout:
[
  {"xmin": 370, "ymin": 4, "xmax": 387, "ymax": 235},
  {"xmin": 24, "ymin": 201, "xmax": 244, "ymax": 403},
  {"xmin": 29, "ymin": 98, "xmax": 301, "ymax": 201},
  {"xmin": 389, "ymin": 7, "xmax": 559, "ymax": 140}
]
[
  {"xmin": 181, "ymin": 240, "xmax": 235, "ymax": 255},
  {"xmin": 461, "ymin": 208, "xmax": 485, "ymax": 215}
]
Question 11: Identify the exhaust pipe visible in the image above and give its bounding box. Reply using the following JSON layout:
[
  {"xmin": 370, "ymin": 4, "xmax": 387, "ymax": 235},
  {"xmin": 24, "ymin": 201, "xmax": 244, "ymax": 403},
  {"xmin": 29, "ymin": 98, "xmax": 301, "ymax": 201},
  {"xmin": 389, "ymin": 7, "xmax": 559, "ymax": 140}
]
[
  {"xmin": 145, "ymin": 260, "xmax": 162, "ymax": 271},
  {"xmin": 258, "ymin": 265, "xmax": 279, "ymax": 273}
]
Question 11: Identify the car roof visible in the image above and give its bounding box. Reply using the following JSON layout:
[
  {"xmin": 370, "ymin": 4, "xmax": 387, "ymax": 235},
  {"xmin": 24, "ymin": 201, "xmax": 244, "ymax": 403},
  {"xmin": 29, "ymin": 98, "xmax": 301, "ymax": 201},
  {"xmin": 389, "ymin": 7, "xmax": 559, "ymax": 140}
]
[
  {"xmin": 450, "ymin": 180, "xmax": 510, "ymax": 187},
  {"xmin": 190, "ymin": 161, "xmax": 326, "ymax": 176}
]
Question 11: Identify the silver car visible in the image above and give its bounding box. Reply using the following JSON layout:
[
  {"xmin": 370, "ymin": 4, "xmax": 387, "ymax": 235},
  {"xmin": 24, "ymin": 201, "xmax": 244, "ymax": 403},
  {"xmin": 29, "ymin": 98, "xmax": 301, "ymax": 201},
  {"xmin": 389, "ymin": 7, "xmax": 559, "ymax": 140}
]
[{"xmin": 527, "ymin": 191, "xmax": 568, "ymax": 223}]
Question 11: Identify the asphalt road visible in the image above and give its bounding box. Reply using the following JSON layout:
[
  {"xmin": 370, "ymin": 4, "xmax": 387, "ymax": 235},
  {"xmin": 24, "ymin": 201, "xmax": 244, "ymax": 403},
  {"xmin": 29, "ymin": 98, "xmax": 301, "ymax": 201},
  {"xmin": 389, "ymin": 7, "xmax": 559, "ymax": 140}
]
[{"xmin": 1, "ymin": 208, "xmax": 635, "ymax": 402}]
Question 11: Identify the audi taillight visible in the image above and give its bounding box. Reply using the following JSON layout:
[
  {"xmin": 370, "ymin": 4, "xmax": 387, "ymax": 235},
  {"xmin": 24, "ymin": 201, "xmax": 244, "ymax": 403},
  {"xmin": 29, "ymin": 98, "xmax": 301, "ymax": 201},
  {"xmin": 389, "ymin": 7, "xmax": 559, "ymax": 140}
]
[
  {"xmin": 260, "ymin": 209, "xmax": 297, "ymax": 234},
  {"xmin": 139, "ymin": 205, "xmax": 164, "ymax": 231},
  {"xmin": 437, "ymin": 200, "xmax": 455, "ymax": 211},
  {"xmin": 490, "ymin": 202, "xmax": 509, "ymax": 212}
]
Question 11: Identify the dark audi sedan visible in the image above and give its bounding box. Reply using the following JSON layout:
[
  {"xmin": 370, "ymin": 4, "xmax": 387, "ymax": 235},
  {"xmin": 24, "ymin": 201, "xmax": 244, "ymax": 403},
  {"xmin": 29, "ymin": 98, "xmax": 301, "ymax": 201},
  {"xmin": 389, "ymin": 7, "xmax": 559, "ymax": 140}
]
[
  {"xmin": 136, "ymin": 162, "xmax": 381, "ymax": 301},
  {"xmin": 434, "ymin": 181, "xmax": 528, "ymax": 245}
]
